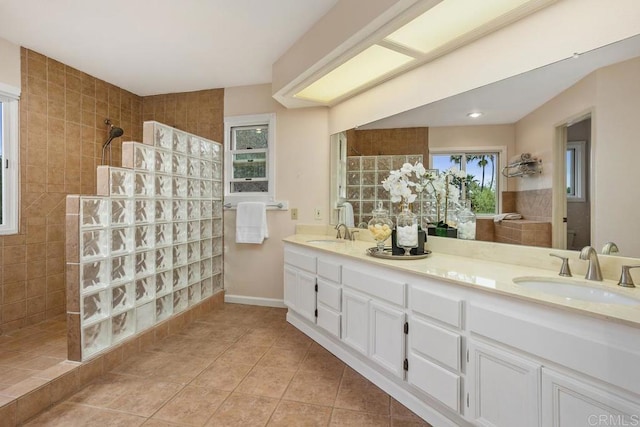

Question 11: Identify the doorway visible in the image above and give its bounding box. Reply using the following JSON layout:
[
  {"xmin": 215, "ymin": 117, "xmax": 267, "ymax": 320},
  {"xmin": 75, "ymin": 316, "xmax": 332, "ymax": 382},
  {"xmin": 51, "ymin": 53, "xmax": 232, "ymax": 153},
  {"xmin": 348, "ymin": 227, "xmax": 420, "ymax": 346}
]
[{"xmin": 563, "ymin": 117, "xmax": 592, "ymax": 250}]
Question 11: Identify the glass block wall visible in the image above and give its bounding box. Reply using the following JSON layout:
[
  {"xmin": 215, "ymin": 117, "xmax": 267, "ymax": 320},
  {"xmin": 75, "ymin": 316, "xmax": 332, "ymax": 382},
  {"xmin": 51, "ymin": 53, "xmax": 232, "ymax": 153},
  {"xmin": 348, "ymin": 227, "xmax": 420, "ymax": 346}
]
[
  {"xmin": 346, "ymin": 154, "xmax": 437, "ymax": 227},
  {"xmin": 66, "ymin": 121, "xmax": 223, "ymax": 361}
]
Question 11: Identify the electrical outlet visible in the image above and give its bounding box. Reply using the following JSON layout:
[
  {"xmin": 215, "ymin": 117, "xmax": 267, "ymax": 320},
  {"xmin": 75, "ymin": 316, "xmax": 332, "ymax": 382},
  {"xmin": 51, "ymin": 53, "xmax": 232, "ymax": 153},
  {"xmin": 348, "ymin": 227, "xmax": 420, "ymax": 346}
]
[
  {"xmin": 291, "ymin": 208, "xmax": 298, "ymax": 220},
  {"xmin": 314, "ymin": 208, "xmax": 322, "ymax": 220}
]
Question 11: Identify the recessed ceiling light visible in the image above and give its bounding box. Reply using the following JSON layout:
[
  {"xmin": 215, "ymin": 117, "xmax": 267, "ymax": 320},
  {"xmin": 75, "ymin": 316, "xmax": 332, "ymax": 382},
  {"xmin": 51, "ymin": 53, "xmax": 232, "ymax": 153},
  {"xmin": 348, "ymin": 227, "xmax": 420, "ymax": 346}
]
[{"xmin": 467, "ymin": 112, "xmax": 483, "ymax": 118}]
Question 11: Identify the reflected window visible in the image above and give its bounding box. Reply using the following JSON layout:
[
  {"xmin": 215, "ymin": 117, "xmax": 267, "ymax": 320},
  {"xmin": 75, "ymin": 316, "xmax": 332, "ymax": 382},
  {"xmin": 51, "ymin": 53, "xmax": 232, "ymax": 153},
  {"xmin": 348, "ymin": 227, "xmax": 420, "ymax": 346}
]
[
  {"xmin": 566, "ymin": 141, "xmax": 587, "ymax": 202},
  {"xmin": 431, "ymin": 151, "xmax": 499, "ymax": 215},
  {"xmin": 224, "ymin": 113, "xmax": 276, "ymax": 203}
]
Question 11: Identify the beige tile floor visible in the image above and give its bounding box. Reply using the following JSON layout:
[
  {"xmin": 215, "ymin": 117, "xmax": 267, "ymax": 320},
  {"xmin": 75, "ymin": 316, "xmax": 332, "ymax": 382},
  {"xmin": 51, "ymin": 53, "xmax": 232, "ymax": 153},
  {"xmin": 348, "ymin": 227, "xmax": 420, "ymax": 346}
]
[
  {"xmin": 19, "ymin": 304, "xmax": 431, "ymax": 426},
  {"xmin": 0, "ymin": 315, "xmax": 68, "ymax": 393}
]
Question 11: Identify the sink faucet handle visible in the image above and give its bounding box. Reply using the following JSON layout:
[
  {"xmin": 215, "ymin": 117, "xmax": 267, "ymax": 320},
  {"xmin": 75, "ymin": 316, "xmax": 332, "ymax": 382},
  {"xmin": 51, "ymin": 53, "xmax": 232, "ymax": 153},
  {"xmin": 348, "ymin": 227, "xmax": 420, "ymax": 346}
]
[
  {"xmin": 618, "ymin": 265, "xmax": 640, "ymax": 288},
  {"xmin": 549, "ymin": 253, "xmax": 572, "ymax": 277},
  {"xmin": 349, "ymin": 230, "xmax": 360, "ymax": 241}
]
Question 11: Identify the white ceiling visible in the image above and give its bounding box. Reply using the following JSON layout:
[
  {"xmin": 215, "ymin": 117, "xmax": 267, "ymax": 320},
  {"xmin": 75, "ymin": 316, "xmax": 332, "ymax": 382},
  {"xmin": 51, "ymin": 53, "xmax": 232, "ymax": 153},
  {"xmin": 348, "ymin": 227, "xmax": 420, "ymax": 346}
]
[
  {"xmin": 0, "ymin": 0, "xmax": 338, "ymax": 96},
  {"xmin": 362, "ymin": 34, "xmax": 640, "ymax": 129}
]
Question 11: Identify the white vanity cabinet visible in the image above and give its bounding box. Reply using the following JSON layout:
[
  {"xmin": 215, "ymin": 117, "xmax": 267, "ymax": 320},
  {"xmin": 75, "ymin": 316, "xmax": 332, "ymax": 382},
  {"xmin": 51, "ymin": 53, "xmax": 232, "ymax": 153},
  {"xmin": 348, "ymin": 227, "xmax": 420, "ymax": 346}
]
[
  {"xmin": 283, "ymin": 247, "xmax": 317, "ymax": 323},
  {"xmin": 282, "ymin": 240, "xmax": 640, "ymax": 427},
  {"xmin": 541, "ymin": 368, "xmax": 640, "ymax": 427},
  {"xmin": 342, "ymin": 266, "xmax": 407, "ymax": 378},
  {"xmin": 467, "ymin": 340, "xmax": 541, "ymax": 427},
  {"xmin": 316, "ymin": 258, "xmax": 342, "ymax": 338},
  {"xmin": 342, "ymin": 288, "xmax": 370, "ymax": 355},
  {"xmin": 407, "ymin": 285, "xmax": 464, "ymax": 413}
]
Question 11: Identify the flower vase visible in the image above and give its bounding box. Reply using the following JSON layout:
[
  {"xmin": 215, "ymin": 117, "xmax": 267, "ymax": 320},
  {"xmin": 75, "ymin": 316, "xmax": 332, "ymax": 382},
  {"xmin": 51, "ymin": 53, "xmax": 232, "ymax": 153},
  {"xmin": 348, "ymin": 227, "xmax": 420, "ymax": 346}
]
[{"xmin": 396, "ymin": 203, "xmax": 418, "ymax": 256}]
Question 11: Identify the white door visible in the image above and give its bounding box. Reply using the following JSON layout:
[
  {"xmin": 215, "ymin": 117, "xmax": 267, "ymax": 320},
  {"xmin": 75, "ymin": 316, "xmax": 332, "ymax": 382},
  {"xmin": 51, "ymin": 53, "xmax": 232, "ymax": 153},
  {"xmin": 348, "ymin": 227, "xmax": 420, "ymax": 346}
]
[
  {"xmin": 542, "ymin": 368, "xmax": 640, "ymax": 427},
  {"xmin": 283, "ymin": 265, "xmax": 297, "ymax": 310},
  {"xmin": 468, "ymin": 340, "xmax": 541, "ymax": 427},
  {"xmin": 369, "ymin": 300, "xmax": 405, "ymax": 378},
  {"xmin": 297, "ymin": 271, "xmax": 317, "ymax": 323},
  {"xmin": 342, "ymin": 289, "xmax": 369, "ymax": 355}
]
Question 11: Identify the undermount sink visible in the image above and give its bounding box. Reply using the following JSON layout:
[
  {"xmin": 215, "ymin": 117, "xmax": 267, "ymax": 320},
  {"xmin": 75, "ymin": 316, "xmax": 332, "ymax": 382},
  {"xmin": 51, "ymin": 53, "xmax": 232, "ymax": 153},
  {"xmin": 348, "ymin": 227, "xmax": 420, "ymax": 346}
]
[
  {"xmin": 306, "ymin": 239, "xmax": 346, "ymax": 244},
  {"xmin": 513, "ymin": 277, "xmax": 640, "ymax": 306}
]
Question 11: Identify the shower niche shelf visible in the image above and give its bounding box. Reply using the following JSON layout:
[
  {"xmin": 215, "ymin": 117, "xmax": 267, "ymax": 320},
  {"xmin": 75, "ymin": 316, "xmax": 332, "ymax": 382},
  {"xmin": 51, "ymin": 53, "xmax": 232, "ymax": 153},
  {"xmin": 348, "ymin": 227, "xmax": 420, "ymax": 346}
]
[{"xmin": 67, "ymin": 121, "xmax": 223, "ymax": 360}]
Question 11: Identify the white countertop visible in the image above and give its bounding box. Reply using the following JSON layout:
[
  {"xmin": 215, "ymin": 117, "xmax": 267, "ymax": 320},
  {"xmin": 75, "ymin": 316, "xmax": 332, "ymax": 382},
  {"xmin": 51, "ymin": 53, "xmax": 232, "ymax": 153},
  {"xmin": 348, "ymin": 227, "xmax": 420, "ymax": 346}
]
[{"xmin": 284, "ymin": 233, "xmax": 640, "ymax": 328}]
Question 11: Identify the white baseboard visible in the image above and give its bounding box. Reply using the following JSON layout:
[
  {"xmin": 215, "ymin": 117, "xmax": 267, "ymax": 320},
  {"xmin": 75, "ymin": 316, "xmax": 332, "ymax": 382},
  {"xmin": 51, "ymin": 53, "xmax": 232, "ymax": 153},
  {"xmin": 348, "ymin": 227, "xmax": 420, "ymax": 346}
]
[{"xmin": 224, "ymin": 294, "xmax": 286, "ymax": 308}]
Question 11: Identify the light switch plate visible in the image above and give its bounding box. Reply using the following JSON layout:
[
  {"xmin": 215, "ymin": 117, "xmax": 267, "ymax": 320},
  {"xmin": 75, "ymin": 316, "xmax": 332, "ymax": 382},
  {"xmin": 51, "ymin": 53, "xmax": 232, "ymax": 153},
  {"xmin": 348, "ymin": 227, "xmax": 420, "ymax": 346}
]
[{"xmin": 291, "ymin": 208, "xmax": 298, "ymax": 220}]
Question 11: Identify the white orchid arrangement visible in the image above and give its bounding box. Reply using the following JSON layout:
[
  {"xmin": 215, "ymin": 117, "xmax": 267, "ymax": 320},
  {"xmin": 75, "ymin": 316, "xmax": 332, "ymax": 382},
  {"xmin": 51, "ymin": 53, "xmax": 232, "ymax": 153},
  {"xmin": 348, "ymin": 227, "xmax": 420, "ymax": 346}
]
[{"xmin": 382, "ymin": 162, "xmax": 467, "ymax": 208}]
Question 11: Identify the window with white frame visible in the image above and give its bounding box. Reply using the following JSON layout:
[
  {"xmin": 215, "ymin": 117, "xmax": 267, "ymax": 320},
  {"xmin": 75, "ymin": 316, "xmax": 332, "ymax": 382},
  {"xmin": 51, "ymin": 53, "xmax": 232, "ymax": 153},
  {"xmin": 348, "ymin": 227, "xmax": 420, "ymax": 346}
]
[
  {"xmin": 566, "ymin": 141, "xmax": 587, "ymax": 202},
  {"xmin": 430, "ymin": 149, "xmax": 502, "ymax": 215},
  {"xmin": 224, "ymin": 113, "xmax": 276, "ymax": 203},
  {"xmin": 0, "ymin": 89, "xmax": 20, "ymax": 235}
]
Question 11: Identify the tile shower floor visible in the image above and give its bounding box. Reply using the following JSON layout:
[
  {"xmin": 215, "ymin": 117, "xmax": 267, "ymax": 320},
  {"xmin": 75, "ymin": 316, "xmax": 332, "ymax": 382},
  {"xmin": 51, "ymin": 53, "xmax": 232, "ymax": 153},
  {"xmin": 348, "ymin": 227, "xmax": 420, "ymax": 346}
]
[
  {"xmin": 0, "ymin": 315, "xmax": 69, "ymax": 394},
  {"xmin": 9, "ymin": 304, "xmax": 431, "ymax": 426}
]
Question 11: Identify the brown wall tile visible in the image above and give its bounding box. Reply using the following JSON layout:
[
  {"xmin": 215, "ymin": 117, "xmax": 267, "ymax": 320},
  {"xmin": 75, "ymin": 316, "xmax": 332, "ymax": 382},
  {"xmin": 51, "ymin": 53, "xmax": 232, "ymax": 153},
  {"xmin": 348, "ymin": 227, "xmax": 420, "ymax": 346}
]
[{"xmin": 1, "ymin": 48, "xmax": 143, "ymax": 334}]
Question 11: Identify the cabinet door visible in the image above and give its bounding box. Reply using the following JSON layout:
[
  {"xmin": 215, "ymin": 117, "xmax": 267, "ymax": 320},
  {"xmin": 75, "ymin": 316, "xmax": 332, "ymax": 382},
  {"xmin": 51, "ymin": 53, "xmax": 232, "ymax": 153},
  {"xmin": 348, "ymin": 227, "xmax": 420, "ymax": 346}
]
[
  {"xmin": 542, "ymin": 368, "xmax": 640, "ymax": 427},
  {"xmin": 342, "ymin": 289, "xmax": 369, "ymax": 355},
  {"xmin": 297, "ymin": 271, "xmax": 317, "ymax": 323},
  {"xmin": 369, "ymin": 300, "xmax": 405, "ymax": 378},
  {"xmin": 283, "ymin": 265, "xmax": 297, "ymax": 310},
  {"xmin": 468, "ymin": 340, "xmax": 541, "ymax": 427}
]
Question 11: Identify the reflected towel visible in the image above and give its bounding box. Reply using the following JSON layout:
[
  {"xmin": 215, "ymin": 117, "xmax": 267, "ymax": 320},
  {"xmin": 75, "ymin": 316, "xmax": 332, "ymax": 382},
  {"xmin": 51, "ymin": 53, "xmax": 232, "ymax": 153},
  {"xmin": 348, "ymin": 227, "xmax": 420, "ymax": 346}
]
[
  {"xmin": 341, "ymin": 202, "xmax": 355, "ymax": 227},
  {"xmin": 494, "ymin": 213, "xmax": 523, "ymax": 223},
  {"xmin": 236, "ymin": 202, "xmax": 268, "ymax": 244}
]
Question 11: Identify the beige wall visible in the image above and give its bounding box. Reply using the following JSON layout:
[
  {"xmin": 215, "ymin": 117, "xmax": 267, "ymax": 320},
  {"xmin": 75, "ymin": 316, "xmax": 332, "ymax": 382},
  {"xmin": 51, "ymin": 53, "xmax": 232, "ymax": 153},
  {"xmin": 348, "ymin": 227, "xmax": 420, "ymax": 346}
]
[
  {"xmin": 429, "ymin": 124, "xmax": 514, "ymax": 156},
  {"xmin": 224, "ymin": 84, "xmax": 330, "ymax": 303},
  {"xmin": 514, "ymin": 73, "xmax": 597, "ymax": 192},
  {"xmin": 328, "ymin": 0, "xmax": 640, "ymax": 134},
  {"xmin": 513, "ymin": 56, "xmax": 640, "ymax": 256},
  {"xmin": 0, "ymin": 37, "xmax": 20, "ymax": 91},
  {"xmin": 593, "ymin": 57, "xmax": 640, "ymax": 256}
]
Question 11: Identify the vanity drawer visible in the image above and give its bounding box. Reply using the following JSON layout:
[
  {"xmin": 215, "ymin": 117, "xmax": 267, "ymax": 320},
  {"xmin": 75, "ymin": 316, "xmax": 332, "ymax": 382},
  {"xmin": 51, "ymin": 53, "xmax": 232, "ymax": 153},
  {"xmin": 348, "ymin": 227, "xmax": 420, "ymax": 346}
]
[
  {"xmin": 317, "ymin": 305, "xmax": 341, "ymax": 338},
  {"xmin": 318, "ymin": 279, "xmax": 341, "ymax": 311},
  {"xmin": 318, "ymin": 259, "xmax": 341, "ymax": 283},
  {"xmin": 409, "ymin": 317, "xmax": 461, "ymax": 372},
  {"xmin": 284, "ymin": 248, "xmax": 317, "ymax": 273},
  {"xmin": 410, "ymin": 285, "xmax": 463, "ymax": 329},
  {"xmin": 408, "ymin": 352, "xmax": 460, "ymax": 413},
  {"xmin": 342, "ymin": 267, "xmax": 405, "ymax": 307}
]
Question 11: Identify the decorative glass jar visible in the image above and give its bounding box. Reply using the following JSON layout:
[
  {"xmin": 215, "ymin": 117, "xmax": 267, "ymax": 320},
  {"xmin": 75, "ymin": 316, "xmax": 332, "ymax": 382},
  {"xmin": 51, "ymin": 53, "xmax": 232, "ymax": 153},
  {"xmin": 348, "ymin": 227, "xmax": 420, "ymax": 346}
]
[
  {"xmin": 396, "ymin": 203, "xmax": 419, "ymax": 255},
  {"xmin": 367, "ymin": 202, "xmax": 393, "ymax": 252},
  {"xmin": 457, "ymin": 199, "xmax": 476, "ymax": 240}
]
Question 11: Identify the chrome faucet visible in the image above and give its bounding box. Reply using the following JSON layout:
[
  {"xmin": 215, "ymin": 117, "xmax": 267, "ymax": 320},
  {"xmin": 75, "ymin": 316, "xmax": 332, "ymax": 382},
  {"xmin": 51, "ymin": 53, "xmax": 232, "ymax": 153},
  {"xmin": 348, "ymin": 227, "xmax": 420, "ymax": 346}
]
[
  {"xmin": 602, "ymin": 241, "xmax": 619, "ymax": 255},
  {"xmin": 335, "ymin": 223, "xmax": 352, "ymax": 240},
  {"xmin": 618, "ymin": 265, "xmax": 640, "ymax": 288},
  {"xmin": 549, "ymin": 253, "xmax": 572, "ymax": 277},
  {"xmin": 579, "ymin": 246, "xmax": 603, "ymax": 281}
]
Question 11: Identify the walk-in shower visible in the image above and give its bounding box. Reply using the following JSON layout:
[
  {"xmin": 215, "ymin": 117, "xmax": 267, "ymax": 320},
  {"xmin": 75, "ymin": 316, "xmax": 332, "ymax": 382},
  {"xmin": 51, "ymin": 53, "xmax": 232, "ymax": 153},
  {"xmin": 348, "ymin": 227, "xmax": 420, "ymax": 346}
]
[{"xmin": 102, "ymin": 119, "xmax": 124, "ymax": 165}]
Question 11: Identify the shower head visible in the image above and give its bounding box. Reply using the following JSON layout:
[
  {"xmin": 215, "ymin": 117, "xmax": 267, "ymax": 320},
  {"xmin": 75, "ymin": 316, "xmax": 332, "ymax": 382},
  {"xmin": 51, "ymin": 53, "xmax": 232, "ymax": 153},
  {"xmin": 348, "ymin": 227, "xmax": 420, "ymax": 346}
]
[
  {"xmin": 109, "ymin": 126, "xmax": 124, "ymax": 139},
  {"xmin": 101, "ymin": 124, "xmax": 125, "ymax": 165}
]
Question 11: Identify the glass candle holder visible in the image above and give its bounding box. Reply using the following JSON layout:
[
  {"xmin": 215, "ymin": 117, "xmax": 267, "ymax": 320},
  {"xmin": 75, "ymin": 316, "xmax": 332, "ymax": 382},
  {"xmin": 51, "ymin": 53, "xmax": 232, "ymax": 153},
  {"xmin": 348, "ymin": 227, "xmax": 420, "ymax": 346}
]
[
  {"xmin": 368, "ymin": 202, "xmax": 393, "ymax": 252},
  {"xmin": 396, "ymin": 203, "xmax": 418, "ymax": 256}
]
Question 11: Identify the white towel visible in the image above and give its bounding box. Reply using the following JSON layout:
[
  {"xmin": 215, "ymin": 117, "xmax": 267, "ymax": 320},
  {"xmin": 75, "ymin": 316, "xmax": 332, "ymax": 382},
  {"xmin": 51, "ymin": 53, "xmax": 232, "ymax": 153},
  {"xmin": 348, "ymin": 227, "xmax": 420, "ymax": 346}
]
[
  {"xmin": 236, "ymin": 202, "xmax": 268, "ymax": 244},
  {"xmin": 341, "ymin": 202, "xmax": 355, "ymax": 227},
  {"xmin": 494, "ymin": 213, "xmax": 523, "ymax": 223}
]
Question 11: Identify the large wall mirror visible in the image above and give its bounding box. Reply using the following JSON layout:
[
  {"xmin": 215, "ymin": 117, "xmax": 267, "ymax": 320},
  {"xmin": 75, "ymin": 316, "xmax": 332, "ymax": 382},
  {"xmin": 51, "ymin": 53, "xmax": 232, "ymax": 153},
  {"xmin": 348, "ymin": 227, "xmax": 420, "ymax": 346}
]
[{"xmin": 331, "ymin": 34, "xmax": 640, "ymax": 258}]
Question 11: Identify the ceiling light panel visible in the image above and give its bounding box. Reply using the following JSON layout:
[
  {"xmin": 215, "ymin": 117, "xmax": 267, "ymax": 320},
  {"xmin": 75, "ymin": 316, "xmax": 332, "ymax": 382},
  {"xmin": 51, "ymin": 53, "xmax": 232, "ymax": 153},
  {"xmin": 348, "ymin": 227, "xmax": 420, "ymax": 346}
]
[
  {"xmin": 294, "ymin": 44, "xmax": 415, "ymax": 103},
  {"xmin": 385, "ymin": 0, "xmax": 536, "ymax": 55}
]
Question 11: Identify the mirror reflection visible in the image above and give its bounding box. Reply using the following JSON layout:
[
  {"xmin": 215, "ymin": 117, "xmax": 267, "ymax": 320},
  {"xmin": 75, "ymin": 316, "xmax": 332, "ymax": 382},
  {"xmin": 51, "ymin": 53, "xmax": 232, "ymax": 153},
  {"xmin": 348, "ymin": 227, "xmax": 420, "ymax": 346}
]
[{"xmin": 332, "ymin": 34, "xmax": 640, "ymax": 257}]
